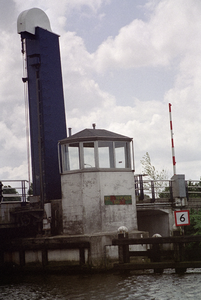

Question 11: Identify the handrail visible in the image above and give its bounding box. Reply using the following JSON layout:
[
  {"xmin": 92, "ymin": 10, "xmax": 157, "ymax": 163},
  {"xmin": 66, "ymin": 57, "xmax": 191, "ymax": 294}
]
[
  {"xmin": 134, "ymin": 175, "xmax": 201, "ymax": 202},
  {"xmin": 0, "ymin": 180, "xmax": 29, "ymax": 203}
]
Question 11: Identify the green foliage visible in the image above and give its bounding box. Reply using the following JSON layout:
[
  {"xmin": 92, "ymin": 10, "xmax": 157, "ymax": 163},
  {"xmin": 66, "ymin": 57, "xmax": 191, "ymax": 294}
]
[
  {"xmin": 159, "ymin": 179, "xmax": 201, "ymax": 199},
  {"xmin": 186, "ymin": 209, "xmax": 201, "ymax": 236},
  {"xmin": 185, "ymin": 209, "xmax": 201, "ymax": 260},
  {"xmin": 159, "ymin": 186, "xmax": 171, "ymax": 199},
  {"xmin": 187, "ymin": 180, "xmax": 201, "ymax": 198},
  {"xmin": 28, "ymin": 183, "xmax": 33, "ymax": 196},
  {"xmin": 140, "ymin": 152, "xmax": 168, "ymax": 197},
  {"xmin": 140, "ymin": 152, "xmax": 168, "ymax": 181},
  {"xmin": 3, "ymin": 185, "xmax": 21, "ymax": 201}
]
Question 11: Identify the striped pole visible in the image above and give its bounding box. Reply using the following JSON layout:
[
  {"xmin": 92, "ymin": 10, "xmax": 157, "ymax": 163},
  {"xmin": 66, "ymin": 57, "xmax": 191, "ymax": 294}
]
[{"xmin": 169, "ymin": 103, "xmax": 176, "ymax": 175}]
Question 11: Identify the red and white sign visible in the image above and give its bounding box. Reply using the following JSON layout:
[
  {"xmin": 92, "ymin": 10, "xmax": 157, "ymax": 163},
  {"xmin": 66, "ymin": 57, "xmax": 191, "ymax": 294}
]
[{"xmin": 174, "ymin": 210, "xmax": 190, "ymax": 227}]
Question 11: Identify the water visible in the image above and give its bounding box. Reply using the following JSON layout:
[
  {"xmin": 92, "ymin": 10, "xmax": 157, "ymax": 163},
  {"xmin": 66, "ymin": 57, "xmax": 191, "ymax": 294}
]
[{"xmin": 0, "ymin": 269, "xmax": 201, "ymax": 300}]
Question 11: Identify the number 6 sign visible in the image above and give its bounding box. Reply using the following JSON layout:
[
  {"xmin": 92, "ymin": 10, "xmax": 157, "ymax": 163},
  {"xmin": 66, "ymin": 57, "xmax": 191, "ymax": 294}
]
[{"xmin": 174, "ymin": 210, "xmax": 190, "ymax": 227}]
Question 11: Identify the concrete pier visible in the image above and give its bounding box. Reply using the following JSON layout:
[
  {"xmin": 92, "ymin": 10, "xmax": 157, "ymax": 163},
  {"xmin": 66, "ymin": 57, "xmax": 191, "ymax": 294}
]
[{"xmin": 0, "ymin": 231, "xmax": 146, "ymax": 272}]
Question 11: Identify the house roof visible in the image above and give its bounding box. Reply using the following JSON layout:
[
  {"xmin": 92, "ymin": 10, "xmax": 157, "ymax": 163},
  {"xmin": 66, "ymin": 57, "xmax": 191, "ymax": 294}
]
[{"xmin": 59, "ymin": 128, "xmax": 132, "ymax": 144}]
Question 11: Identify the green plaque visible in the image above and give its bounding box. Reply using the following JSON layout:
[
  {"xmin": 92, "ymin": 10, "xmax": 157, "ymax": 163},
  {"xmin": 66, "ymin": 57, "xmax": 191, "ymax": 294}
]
[{"xmin": 104, "ymin": 195, "xmax": 132, "ymax": 205}]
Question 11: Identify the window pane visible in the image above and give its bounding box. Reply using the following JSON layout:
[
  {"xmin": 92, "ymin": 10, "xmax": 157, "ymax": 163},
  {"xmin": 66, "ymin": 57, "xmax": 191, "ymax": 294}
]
[
  {"xmin": 115, "ymin": 141, "xmax": 126, "ymax": 168},
  {"xmin": 69, "ymin": 144, "xmax": 80, "ymax": 170},
  {"xmin": 83, "ymin": 142, "xmax": 95, "ymax": 168},
  {"xmin": 115, "ymin": 146, "xmax": 125, "ymax": 168},
  {"xmin": 63, "ymin": 143, "xmax": 79, "ymax": 171},
  {"xmin": 98, "ymin": 141, "xmax": 114, "ymax": 168},
  {"xmin": 115, "ymin": 141, "xmax": 131, "ymax": 168}
]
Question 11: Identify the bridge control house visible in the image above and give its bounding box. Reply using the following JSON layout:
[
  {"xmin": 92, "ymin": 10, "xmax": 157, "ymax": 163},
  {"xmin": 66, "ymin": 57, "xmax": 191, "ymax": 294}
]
[{"xmin": 59, "ymin": 127, "xmax": 138, "ymax": 236}]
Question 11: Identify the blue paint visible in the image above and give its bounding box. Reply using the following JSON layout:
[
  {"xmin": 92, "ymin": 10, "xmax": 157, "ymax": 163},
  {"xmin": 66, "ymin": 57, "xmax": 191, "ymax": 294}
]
[{"xmin": 21, "ymin": 27, "xmax": 67, "ymax": 201}]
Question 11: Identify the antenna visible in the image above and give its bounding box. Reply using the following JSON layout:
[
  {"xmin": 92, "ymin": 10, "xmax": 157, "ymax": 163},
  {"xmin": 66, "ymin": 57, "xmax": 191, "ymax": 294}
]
[{"xmin": 169, "ymin": 103, "xmax": 176, "ymax": 175}]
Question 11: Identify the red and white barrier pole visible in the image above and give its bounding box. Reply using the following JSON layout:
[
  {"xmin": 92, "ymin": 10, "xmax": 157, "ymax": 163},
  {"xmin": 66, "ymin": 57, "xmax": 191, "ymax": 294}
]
[{"xmin": 169, "ymin": 103, "xmax": 176, "ymax": 175}]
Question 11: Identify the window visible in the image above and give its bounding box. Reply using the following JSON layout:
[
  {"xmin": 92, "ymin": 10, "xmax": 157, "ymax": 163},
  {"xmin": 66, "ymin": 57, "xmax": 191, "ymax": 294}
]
[
  {"xmin": 63, "ymin": 143, "xmax": 79, "ymax": 171},
  {"xmin": 83, "ymin": 142, "xmax": 95, "ymax": 168},
  {"xmin": 98, "ymin": 141, "xmax": 114, "ymax": 168},
  {"xmin": 61, "ymin": 139, "xmax": 132, "ymax": 172},
  {"xmin": 115, "ymin": 141, "xmax": 130, "ymax": 168}
]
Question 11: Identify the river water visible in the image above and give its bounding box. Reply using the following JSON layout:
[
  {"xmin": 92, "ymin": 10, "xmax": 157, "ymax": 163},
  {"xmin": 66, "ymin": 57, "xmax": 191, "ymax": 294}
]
[{"xmin": 0, "ymin": 269, "xmax": 201, "ymax": 300}]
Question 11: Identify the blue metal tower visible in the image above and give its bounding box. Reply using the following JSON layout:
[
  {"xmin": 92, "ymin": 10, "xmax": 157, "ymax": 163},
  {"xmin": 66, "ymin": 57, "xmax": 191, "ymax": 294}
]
[{"xmin": 18, "ymin": 9, "xmax": 67, "ymax": 203}]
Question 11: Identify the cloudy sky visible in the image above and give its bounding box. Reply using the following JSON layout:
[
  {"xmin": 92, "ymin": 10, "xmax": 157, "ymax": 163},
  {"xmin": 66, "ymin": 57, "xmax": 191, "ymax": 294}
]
[{"xmin": 0, "ymin": 0, "xmax": 201, "ymax": 182}]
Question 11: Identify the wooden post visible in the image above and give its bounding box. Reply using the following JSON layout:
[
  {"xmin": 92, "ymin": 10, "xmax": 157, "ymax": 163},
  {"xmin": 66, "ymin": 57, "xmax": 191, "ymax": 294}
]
[
  {"xmin": 79, "ymin": 248, "xmax": 85, "ymax": 265},
  {"xmin": 174, "ymin": 243, "xmax": 180, "ymax": 262},
  {"xmin": 174, "ymin": 241, "xmax": 186, "ymax": 274},
  {"xmin": 19, "ymin": 250, "xmax": 25, "ymax": 267},
  {"xmin": 0, "ymin": 251, "xmax": 4, "ymax": 267},
  {"xmin": 42, "ymin": 249, "xmax": 48, "ymax": 267},
  {"xmin": 118, "ymin": 233, "xmax": 130, "ymax": 264},
  {"xmin": 152, "ymin": 243, "xmax": 163, "ymax": 274}
]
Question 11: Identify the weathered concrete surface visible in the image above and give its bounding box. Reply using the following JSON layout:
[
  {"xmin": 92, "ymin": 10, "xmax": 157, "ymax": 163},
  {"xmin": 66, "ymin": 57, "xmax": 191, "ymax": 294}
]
[
  {"xmin": 1, "ymin": 230, "xmax": 146, "ymax": 270},
  {"xmin": 0, "ymin": 202, "xmax": 21, "ymax": 228},
  {"xmin": 137, "ymin": 206, "xmax": 174, "ymax": 237},
  {"xmin": 61, "ymin": 171, "xmax": 137, "ymax": 235}
]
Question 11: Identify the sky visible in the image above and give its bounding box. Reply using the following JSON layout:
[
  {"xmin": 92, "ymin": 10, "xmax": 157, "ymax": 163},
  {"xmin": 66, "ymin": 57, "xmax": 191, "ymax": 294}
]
[{"xmin": 0, "ymin": 0, "xmax": 201, "ymax": 182}]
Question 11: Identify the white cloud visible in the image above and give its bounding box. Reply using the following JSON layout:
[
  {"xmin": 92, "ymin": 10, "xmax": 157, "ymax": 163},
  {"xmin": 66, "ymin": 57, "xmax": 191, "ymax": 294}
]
[
  {"xmin": 1, "ymin": 0, "xmax": 201, "ymax": 182},
  {"xmin": 14, "ymin": 0, "xmax": 108, "ymax": 34},
  {"xmin": 93, "ymin": 0, "xmax": 201, "ymax": 72},
  {"xmin": 0, "ymin": 162, "xmax": 28, "ymax": 180}
]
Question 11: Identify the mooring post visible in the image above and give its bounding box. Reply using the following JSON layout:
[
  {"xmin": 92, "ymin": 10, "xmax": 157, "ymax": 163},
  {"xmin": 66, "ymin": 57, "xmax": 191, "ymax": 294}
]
[
  {"xmin": 19, "ymin": 250, "xmax": 25, "ymax": 267},
  {"xmin": 174, "ymin": 241, "xmax": 185, "ymax": 262},
  {"xmin": 151, "ymin": 234, "xmax": 163, "ymax": 273},
  {"xmin": 79, "ymin": 247, "xmax": 85, "ymax": 266},
  {"xmin": 42, "ymin": 249, "xmax": 48, "ymax": 266},
  {"xmin": 118, "ymin": 232, "xmax": 129, "ymax": 264},
  {"xmin": 0, "ymin": 251, "xmax": 4, "ymax": 267}
]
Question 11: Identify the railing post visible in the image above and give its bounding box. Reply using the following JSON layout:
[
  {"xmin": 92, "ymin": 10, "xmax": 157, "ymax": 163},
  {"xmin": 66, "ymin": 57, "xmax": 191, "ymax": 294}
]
[
  {"xmin": 21, "ymin": 180, "xmax": 26, "ymax": 205},
  {"xmin": 169, "ymin": 180, "xmax": 173, "ymax": 202},
  {"xmin": 134, "ymin": 177, "xmax": 139, "ymax": 198},
  {"xmin": 139, "ymin": 175, "xmax": 144, "ymax": 201},
  {"xmin": 185, "ymin": 181, "xmax": 189, "ymax": 202},
  {"xmin": 0, "ymin": 182, "xmax": 3, "ymax": 202},
  {"xmin": 151, "ymin": 181, "xmax": 155, "ymax": 203}
]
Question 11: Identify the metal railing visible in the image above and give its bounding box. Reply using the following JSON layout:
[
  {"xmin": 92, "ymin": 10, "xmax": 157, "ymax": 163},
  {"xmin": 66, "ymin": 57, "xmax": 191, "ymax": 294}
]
[
  {"xmin": 0, "ymin": 180, "xmax": 30, "ymax": 203},
  {"xmin": 134, "ymin": 176, "xmax": 201, "ymax": 203}
]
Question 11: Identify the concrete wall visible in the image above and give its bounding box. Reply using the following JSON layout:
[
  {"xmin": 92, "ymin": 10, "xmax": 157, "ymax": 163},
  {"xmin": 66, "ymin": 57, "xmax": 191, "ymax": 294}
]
[
  {"xmin": 0, "ymin": 202, "xmax": 21, "ymax": 228},
  {"xmin": 137, "ymin": 208, "xmax": 175, "ymax": 237},
  {"xmin": 61, "ymin": 171, "xmax": 137, "ymax": 235},
  {"xmin": 2, "ymin": 231, "xmax": 145, "ymax": 269}
]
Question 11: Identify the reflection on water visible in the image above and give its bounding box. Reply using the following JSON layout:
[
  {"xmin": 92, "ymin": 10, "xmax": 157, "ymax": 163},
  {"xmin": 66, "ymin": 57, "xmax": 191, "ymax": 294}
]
[{"xmin": 0, "ymin": 269, "xmax": 201, "ymax": 300}]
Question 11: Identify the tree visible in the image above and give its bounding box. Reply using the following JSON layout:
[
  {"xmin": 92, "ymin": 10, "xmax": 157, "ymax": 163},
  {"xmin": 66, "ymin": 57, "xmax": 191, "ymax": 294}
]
[
  {"xmin": 159, "ymin": 186, "xmax": 171, "ymax": 198},
  {"xmin": 140, "ymin": 152, "xmax": 169, "ymax": 197},
  {"xmin": 184, "ymin": 208, "xmax": 201, "ymax": 260},
  {"xmin": 27, "ymin": 183, "xmax": 33, "ymax": 201},
  {"xmin": 28, "ymin": 183, "xmax": 33, "ymax": 196},
  {"xmin": 186, "ymin": 209, "xmax": 201, "ymax": 235},
  {"xmin": 140, "ymin": 152, "xmax": 168, "ymax": 181},
  {"xmin": 187, "ymin": 180, "xmax": 201, "ymax": 198},
  {"xmin": 159, "ymin": 178, "xmax": 201, "ymax": 199},
  {"xmin": 2, "ymin": 185, "xmax": 21, "ymax": 201}
]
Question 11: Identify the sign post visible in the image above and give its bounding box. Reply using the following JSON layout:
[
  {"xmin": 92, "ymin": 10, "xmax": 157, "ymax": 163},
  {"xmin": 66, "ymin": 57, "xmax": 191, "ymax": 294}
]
[{"xmin": 174, "ymin": 210, "xmax": 190, "ymax": 227}]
